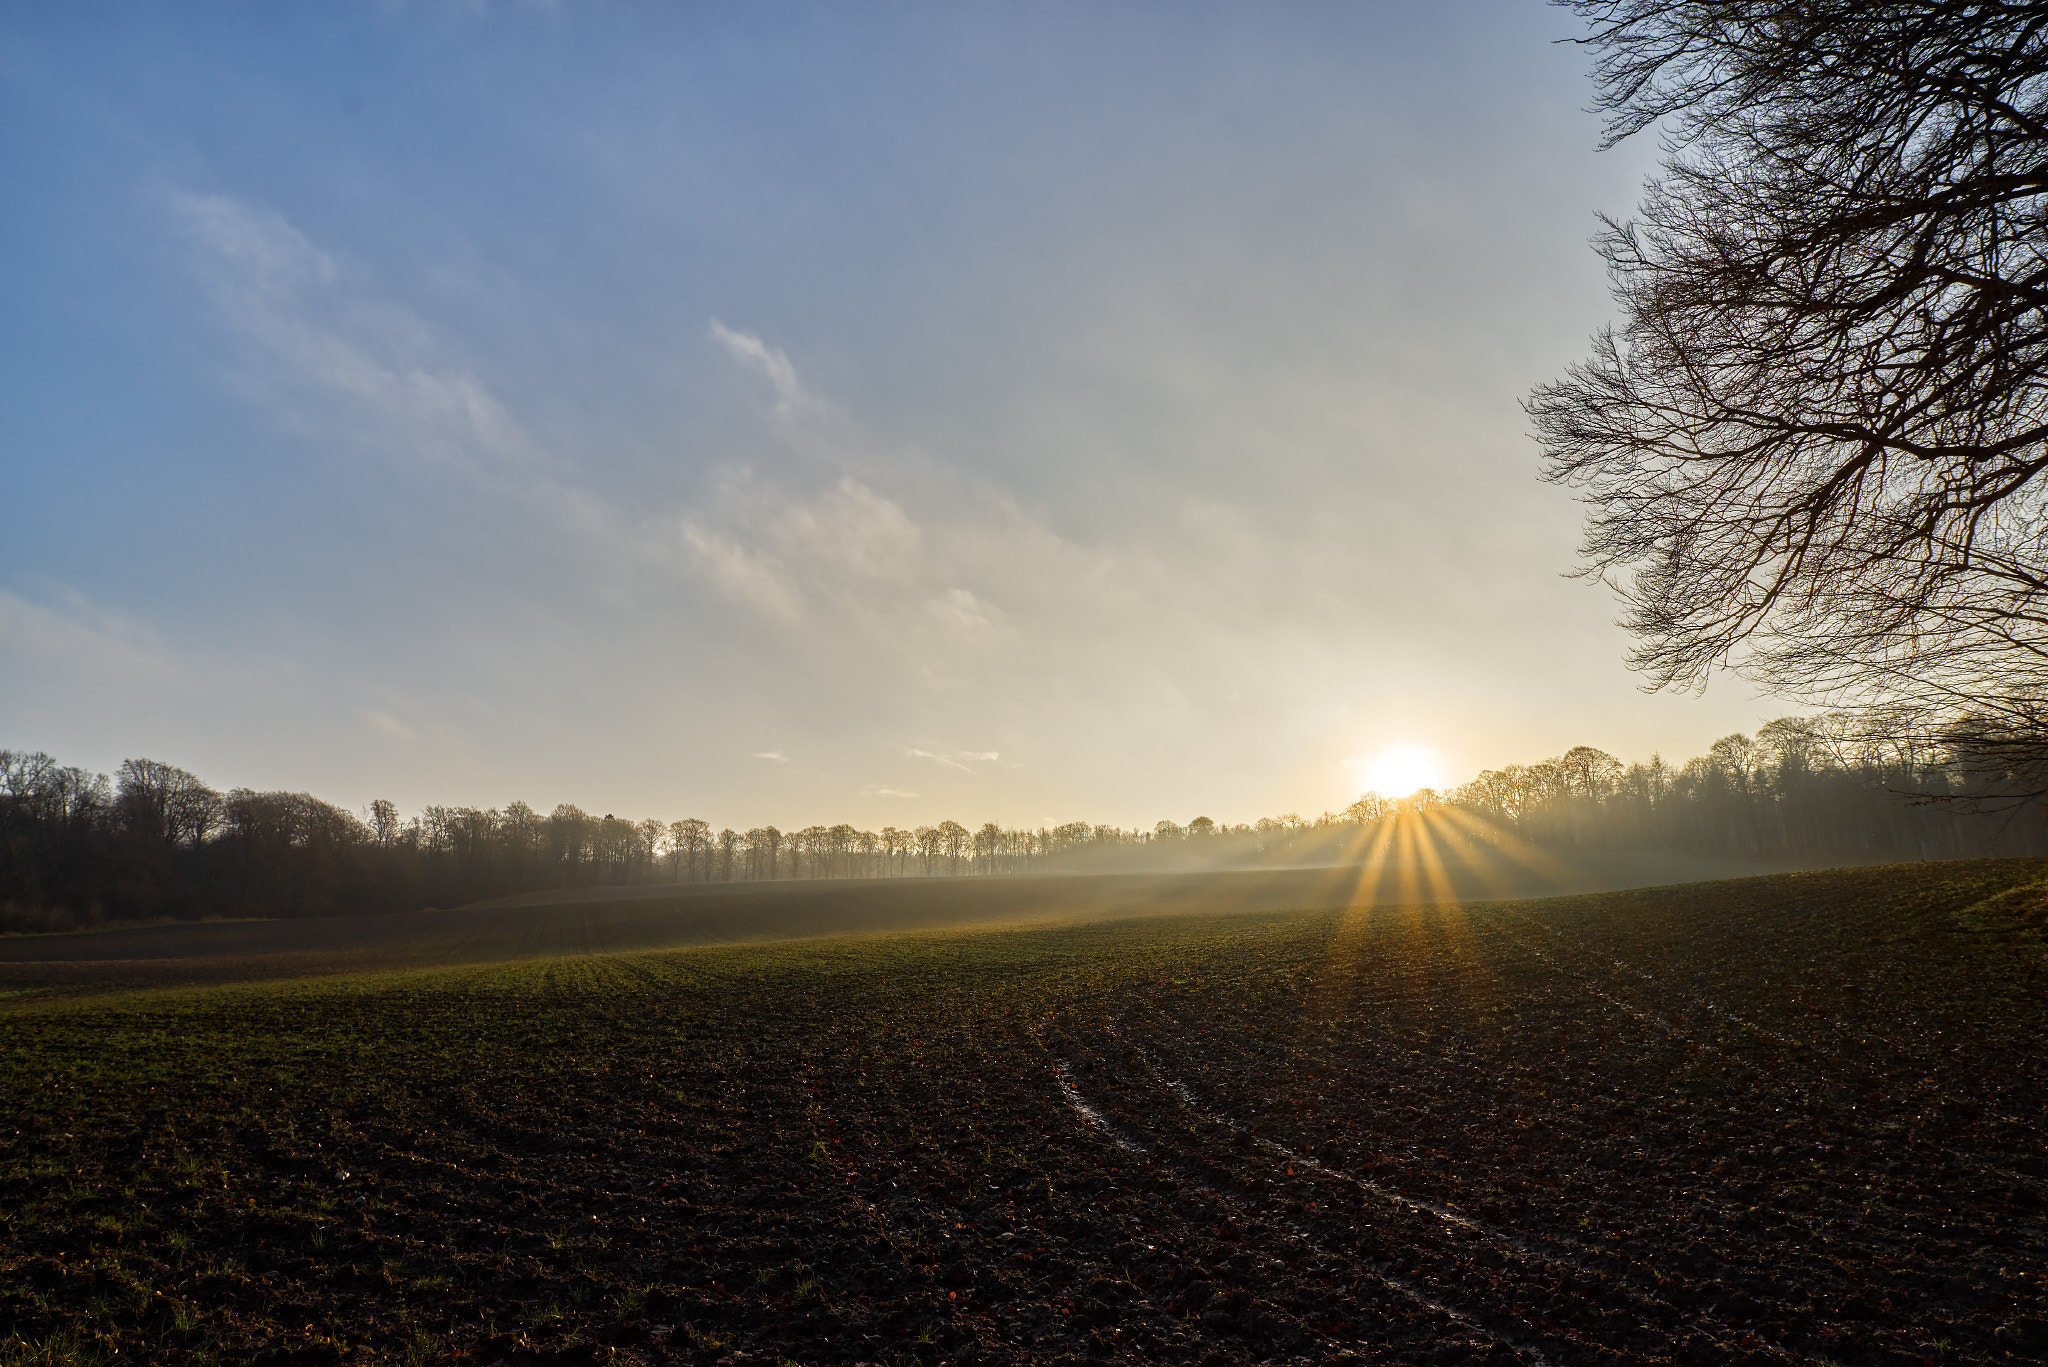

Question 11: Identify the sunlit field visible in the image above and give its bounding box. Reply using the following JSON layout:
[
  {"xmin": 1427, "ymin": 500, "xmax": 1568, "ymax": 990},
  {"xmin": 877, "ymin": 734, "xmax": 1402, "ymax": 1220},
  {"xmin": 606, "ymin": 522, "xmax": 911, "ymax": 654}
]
[
  {"xmin": 0, "ymin": 840, "xmax": 1832, "ymax": 1000},
  {"xmin": 1, "ymin": 860, "xmax": 2040, "ymax": 1366}
]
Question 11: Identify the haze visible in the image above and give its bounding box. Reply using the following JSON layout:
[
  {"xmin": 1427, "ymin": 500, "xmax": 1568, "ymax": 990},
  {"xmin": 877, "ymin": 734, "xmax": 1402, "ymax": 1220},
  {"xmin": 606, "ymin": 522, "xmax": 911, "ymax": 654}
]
[{"xmin": 0, "ymin": 2, "xmax": 1778, "ymax": 829}]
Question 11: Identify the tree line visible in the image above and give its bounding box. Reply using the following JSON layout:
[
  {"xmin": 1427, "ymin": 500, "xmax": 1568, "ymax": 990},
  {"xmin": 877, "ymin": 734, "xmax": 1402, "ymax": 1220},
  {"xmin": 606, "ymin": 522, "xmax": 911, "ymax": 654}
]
[
  {"xmin": 4, "ymin": 711, "xmax": 2040, "ymax": 932},
  {"xmin": 1442, "ymin": 709, "xmax": 2043, "ymax": 862},
  {"xmin": 0, "ymin": 752, "xmax": 1184, "ymax": 930}
]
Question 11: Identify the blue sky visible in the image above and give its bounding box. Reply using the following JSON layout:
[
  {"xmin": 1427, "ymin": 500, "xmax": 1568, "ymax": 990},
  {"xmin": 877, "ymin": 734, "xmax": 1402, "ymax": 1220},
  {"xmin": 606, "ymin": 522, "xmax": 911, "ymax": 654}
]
[{"xmin": 1, "ymin": 1, "xmax": 1776, "ymax": 827}]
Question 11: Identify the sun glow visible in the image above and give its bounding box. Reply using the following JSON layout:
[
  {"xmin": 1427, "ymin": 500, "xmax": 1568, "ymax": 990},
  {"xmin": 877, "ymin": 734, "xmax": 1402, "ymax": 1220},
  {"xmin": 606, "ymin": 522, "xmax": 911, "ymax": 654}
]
[{"xmin": 1356, "ymin": 744, "xmax": 1445, "ymax": 799}]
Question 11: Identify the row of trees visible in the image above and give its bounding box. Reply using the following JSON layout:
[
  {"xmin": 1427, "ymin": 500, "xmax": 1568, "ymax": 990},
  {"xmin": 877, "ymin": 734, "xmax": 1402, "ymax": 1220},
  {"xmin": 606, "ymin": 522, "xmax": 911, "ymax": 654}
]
[
  {"xmin": 1444, "ymin": 709, "xmax": 2044, "ymax": 861},
  {"xmin": 0, "ymin": 750, "xmax": 1209, "ymax": 929},
  {"xmin": 359, "ymin": 807, "xmax": 1186, "ymax": 886},
  {"xmin": 3, "ymin": 712, "xmax": 2040, "ymax": 930}
]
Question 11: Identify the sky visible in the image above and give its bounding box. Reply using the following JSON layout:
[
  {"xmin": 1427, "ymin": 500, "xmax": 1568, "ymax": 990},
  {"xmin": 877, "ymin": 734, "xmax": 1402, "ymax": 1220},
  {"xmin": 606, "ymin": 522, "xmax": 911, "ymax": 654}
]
[{"xmin": 0, "ymin": 1, "xmax": 1782, "ymax": 830}]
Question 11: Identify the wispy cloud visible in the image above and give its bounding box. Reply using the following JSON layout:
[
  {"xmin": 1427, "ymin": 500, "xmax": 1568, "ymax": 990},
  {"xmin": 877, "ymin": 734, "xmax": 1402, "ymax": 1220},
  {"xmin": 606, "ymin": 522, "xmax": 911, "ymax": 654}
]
[
  {"xmin": 751, "ymin": 750, "xmax": 790, "ymax": 763},
  {"xmin": 859, "ymin": 785, "xmax": 918, "ymax": 798},
  {"xmin": 709, "ymin": 319, "xmax": 805, "ymax": 415},
  {"xmin": 170, "ymin": 190, "xmax": 566, "ymax": 495},
  {"xmin": 672, "ymin": 474, "xmax": 921, "ymax": 626},
  {"xmin": 678, "ymin": 523, "xmax": 803, "ymax": 622},
  {"xmin": 908, "ymin": 746, "xmax": 1001, "ymax": 772},
  {"xmin": 175, "ymin": 191, "xmax": 336, "ymax": 290},
  {"xmin": 0, "ymin": 587, "xmax": 189, "ymax": 689},
  {"xmin": 925, "ymin": 587, "xmax": 998, "ymax": 636},
  {"xmin": 363, "ymin": 708, "xmax": 416, "ymax": 742}
]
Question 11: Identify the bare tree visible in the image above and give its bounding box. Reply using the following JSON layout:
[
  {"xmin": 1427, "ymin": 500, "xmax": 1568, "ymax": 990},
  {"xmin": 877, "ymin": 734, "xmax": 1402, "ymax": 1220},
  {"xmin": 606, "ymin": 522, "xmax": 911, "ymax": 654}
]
[
  {"xmin": 1557, "ymin": 746, "xmax": 1624, "ymax": 800},
  {"xmin": 830, "ymin": 823, "xmax": 860, "ymax": 878},
  {"xmin": 935, "ymin": 820, "xmax": 968, "ymax": 875},
  {"xmin": 549, "ymin": 804, "xmax": 594, "ymax": 882},
  {"xmin": 745, "ymin": 826, "xmax": 782, "ymax": 880},
  {"xmin": 1, "ymin": 752, "xmax": 110, "ymax": 828},
  {"xmin": 1532, "ymin": 2, "xmax": 2048, "ymax": 713},
  {"xmin": 973, "ymin": 821, "xmax": 1003, "ymax": 874},
  {"xmin": 636, "ymin": 818, "xmax": 667, "ymax": 882},
  {"xmin": 116, "ymin": 758, "xmax": 220, "ymax": 847},
  {"xmin": 670, "ymin": 818, "xmax": 712, "ymax": 882},
  {"xmin": 367, "ymin": 799, "xmax": 402, "ymax": 847},
  {"xmin": 1939, "ymin": 695, "xmax": 2048, "ymax": 813}
]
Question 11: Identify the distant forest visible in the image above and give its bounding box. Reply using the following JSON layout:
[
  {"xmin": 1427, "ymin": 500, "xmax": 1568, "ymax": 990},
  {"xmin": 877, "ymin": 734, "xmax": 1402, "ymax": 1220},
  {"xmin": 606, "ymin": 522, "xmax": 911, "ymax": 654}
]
[{"xmin": 3, "ymin": 712, "xmax": 2041, "ymax": 931}]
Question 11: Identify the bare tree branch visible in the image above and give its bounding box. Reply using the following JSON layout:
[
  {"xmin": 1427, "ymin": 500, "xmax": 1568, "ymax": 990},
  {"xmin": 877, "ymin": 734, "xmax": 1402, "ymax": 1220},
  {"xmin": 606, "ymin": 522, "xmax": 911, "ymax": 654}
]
[{"xmin": 1534, "ymin": 2, "xmax": 2048, "ymax": 718}]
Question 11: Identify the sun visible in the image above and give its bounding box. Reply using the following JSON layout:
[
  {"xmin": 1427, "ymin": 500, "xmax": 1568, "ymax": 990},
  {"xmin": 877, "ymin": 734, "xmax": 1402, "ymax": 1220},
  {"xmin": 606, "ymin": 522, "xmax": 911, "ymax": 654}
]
[{"xmin": 1357, "ymin": 745, "xmax": 1445, "ymax": 799}]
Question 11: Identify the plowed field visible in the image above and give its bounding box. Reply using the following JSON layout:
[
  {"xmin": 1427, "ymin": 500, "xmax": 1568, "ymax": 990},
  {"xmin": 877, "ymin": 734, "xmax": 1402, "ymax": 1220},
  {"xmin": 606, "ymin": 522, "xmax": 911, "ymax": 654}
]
[{"xmin": 1, "ymin": 861, "xmax": 2041, "ymax": 1366}]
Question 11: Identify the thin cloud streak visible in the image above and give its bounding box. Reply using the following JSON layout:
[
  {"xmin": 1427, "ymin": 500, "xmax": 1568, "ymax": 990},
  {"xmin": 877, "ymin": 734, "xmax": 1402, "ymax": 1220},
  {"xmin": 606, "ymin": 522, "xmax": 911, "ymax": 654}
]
[
  {"xmin": 709, "ymin": 319, "xmax": 807, "ymax": 415},
  {"xmin": 908, "ymin": 747, "xmax": 1001, "ymax": 772},
  {"xmin": 171, "ymin": 191, "xmax": 551, "ymax": 484}
]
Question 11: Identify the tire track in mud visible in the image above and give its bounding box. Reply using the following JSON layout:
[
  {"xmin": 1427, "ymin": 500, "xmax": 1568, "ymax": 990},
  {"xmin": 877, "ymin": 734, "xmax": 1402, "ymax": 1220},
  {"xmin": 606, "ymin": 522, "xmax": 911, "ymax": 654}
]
[
  {"xmin": 804, "ymin": 1023, "xmax": 1401, "ymax": 1363},
  {"xmin": 1483, "ymin": 907, "xmax": 1852, "ymax": 1065},
  {"xmin": 1086, "ymin": 911, "xmax": 2038, "ymax": 1367},
  {"xmin": 1098, "ymin": 981, "xmax": 1937, "ymax": 1366},
  {"xmin": 1070, "ymin": 1015, "xmax": 1837, "ymax": 1366},
  {"xmin": 1037, "ymin": 1022, "xmax": 1570, "ymax": 1366},
  {"xmin": 1112, "ymin": 1023, "xmax": 1595, "ymax": 1262},
  {"xmin": 1480, "ymin": 906, "xmax": 2047, "ymax": 1195},
  {"xmin": 1030, "ymin": 1025, "xmax": 1413, "ymax": 1361},
  {"xmin": 1048, "ymin": 1056, "xmax": 1148, "ymax": 1155},
  {"xmin": 1094, "ymin": 1017, "xmax": 1829, "ymax": 1367},
  {"xmin": 1481, "ymin": 898, "xmax": 2000, "ymax": 1097},
  {"xmin": 802, "ymin": 1024, "xmax": 1187, "ymax": 1359}
]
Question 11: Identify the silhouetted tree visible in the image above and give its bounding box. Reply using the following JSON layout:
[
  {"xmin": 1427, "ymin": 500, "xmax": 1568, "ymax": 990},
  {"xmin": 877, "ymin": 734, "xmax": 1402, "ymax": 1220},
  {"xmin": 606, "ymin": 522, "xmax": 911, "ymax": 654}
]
[
  {"xmin": 1533, "ymin": 2, "xmax": 2047, "ymax": 712},
  {"xmin": 670, "ymin": 818, "xmax": 711, "ymax": 882},
  {"xmin": 367, "ymin": 799, "xmax": 402, "ymax": 847},
  {"xmin": 6, "ymin": 718, "xmax": 2040, "ymax": 932},
  {"xmin": 116, "ymin": 758, "xmax": 220, "ymax": 847},
  {"xmin": 973, "ymin": 821, "xmax": 1003, "ymax": 873},
  {"xmin": 936, "ymin": 820, "xmax": 969, "ymax": 875}
]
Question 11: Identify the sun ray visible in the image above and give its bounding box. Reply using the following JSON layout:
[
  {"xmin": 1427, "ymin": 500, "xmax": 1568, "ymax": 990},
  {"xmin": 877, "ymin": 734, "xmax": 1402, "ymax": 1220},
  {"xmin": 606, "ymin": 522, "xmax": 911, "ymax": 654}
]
[
  {"xmin": 1413, "ymin": 807, "xmax": 1497, "ymax": 999},
  {"xmin": 1348, "ymin": 809, "xmax": 1406, "ymax": 905},
  {"xmin": 1405, "ymin": 808, "xmax": 1462, "ymax": 909},
  {"xmin": 1306, "ymin": 811, "xmax": 1411, "ymax": 1014},
  {"xmin": 1433, "ymin": 802, "xmax": 1583, "ymax": 889},
  {"xmin": 1413, "ymin": 805, "xmax": 1538, "ymax": 902}
]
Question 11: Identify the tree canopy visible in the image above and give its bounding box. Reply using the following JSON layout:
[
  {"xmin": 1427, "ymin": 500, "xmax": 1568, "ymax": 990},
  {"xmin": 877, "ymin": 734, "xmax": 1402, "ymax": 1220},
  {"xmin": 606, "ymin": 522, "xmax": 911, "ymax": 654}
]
[{"xmin": 1531, "ymin": 1, "xmax": 2047, "ymax": 712}]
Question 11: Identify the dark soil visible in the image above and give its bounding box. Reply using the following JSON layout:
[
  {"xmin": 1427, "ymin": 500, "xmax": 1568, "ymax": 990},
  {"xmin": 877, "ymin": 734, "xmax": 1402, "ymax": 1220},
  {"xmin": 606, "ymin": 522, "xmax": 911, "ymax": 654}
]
[{"xmin": 0, "ymin": 860, "xmax": 2041, "ymax": 1366}]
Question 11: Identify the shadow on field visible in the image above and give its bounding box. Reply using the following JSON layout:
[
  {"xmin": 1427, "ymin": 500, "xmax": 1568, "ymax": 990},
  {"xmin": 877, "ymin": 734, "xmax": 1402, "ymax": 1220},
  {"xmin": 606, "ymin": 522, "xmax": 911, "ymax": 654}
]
[{"xmin": 0, "ymin": 848, "xmax": 1867, "ymax": 996}]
